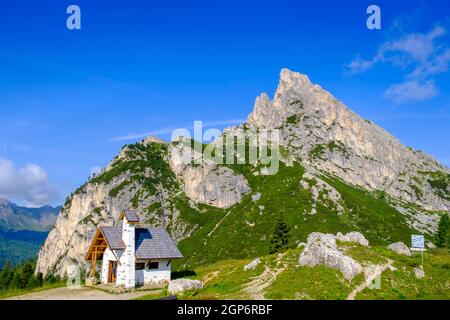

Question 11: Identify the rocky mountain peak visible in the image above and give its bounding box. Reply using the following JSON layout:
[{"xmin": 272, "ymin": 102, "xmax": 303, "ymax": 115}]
[
  {"xmin": 276, "ymin": 68, "xmax": 314, "ymax": 97},
  {"xmin": 246, "ymin": 68, "xmax": 449, "ymax": 212},
  {"xmin": 247, "ymin": 68, "xmax": 338, "ymax": 129},
  {"xmin": 142, "ymin": 136, "xmax": 167, "ymax": 145}
]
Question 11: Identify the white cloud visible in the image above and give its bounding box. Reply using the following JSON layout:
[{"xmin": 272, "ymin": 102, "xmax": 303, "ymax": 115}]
[
  {"xmin": 0, "ymin": 158, "xmax": 58, "ymax": 207},
  {"xmin": 409, "ymin": 48, "xmax": 450, "ymax": 79},
  {"xmin": 345, "ymin": 25, "xmax": 450, "ymax": 103},
  {"xmin": 344, "ymin": 54, "xmax": 381, "ymax": 75},
  {"xmin": 109, "ymin": 119, "xmax": 246, "ymax": 143},
  {"xmin": 90, "ymin": 166, "xmax": 102, "ymax": 177},
  {"xmin": 381, "ymin": 26, "xmax": 445, "ymax": 63},
  {"xmin": 384, "ymin": 80, "xmax": 439, "ymax": 104}
]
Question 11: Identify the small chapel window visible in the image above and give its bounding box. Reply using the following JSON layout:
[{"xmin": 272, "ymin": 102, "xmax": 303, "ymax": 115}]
[{"xmin": 135, "ymin": 263, "xmax": 145, "ymax": 270}]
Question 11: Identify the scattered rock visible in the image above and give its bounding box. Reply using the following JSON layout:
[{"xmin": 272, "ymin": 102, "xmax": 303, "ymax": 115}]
[
  {"xmin": 245, "ymin": 220, "xmax": 255, "ymax": 227},
  {"xmin": 414, "ymin": 266, "xmax": 425, "ymax": 279},
  {"xmin": 299, "ymin": 232, "xmax": 363, "ymax": 280},
  {"xmin": 388, "ymin": 265, "xmax": 398, "ymax": 272},
  {"xmin": 244, "ymin": 258, "xmax": 261, "ymax": 271},
  {"xmin": 387, "ymin": 242, "xmax": 412, "ymax": 256},
  {"xmin": 168, "ymin": 279, "xmax": 204, "ymax": 294},
  {"xmin": 85, "ymin": 277, "xmax": 98, "ymax": 286},
  {"xmin": 336, "ymin": 232, "xmax": 369, "ymax": 247},
  {"xmin": 427, "ymin": 242, "xmax": 436, "ymax": 249},
  {"xmin": 300, "ymin": 172, "xmax": 345, "ymax": 215},
  {"xmin": 252, "ymin": 193, "xmax": 261, "ymax": 202},
  {"xmin": 297, "ymin": 242, "xmax": 306, "ymax": 248},
  {"xmin": 258, "ymin": 206, "xmax": 265, "ymax": 215}
]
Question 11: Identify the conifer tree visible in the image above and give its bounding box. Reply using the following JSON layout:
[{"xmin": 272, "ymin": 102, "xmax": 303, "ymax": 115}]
[
  {"xmin": 11, "ymin": 270, "xmax": 22, "ymax": 289},
  {"xmin": 436, "ymin": 213, "xmax": 450, "ymax": 248},
  {"xmin": 270, "ymin": 213, "xmax": 291, "ymax": 254},
  {"xmin": 0, "ymin": 262, "xmax": 14, "ymax": 290},
  {"xmin": 21, "ymin": 262, "xmax": 34, "ymax": 288}
]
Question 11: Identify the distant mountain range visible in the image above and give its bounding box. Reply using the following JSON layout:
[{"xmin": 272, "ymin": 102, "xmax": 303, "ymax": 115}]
[
  {"xmin": 0, "ymin": 198, "xmax": 60, "ymax": 232},
  {"xmin": 0, "ymin": 198, "xmax": 60, "ymax": 269}
]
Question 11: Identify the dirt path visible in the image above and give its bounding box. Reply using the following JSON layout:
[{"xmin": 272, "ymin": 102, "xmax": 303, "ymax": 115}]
[
  {"xmin": 202, "ymin": 271, "xmax": 220, "ymax": 284},
  {"xmin": 346, "ymin": 259, "xmax": 394, "ymax": 300},
  {"xmin": 243, "ymin": 254, "xmax": 286, "ymax": 300},
  {"xmin": 5, "ymin": 286, "xmax": 160, "ymax": 300},
  {"xmin": 205, "ymin": 210, "xmax": 232, "ymax": 243}
]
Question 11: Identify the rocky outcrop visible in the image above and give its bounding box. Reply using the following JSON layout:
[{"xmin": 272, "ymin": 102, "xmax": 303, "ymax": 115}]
[
  {"xmin": 300, "ymin": 171, "xmax": 344, "ymax": 215},
  {"xmin": 387, "ymin": 242, "xmax": 412, "ymax": 256},
  {"xmin": 336, "ymin": 232, "xmax": 369, "ymax": 247},
  {"xmin": 247, "ymin": 69, "xmax": 450, "ymax": 213},
  {"xmin": 168, "ymin": 279, "xmax": 204, "ymax": 294},
  {"xmin": 244, "ymin": 258, "xmax": 261, "ymax": 271},
  {"xmin": 182, "ymin": 164, "xmax": 250, "ymax": 209},
  {"xmin": 169, "ymin": 141, "xmax": 250, "ymax": 209},
  {"xmin": 299, "ymin": 232, "xmax": 367, "ymax": 280}
]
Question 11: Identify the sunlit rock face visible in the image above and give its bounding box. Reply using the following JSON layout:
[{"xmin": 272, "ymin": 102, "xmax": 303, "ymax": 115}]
[{"xmin": 247, "ymin": 69, "xmax": 449, "ymax": 213}]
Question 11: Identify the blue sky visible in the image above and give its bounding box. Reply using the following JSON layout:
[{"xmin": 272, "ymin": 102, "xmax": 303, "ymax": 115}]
[{"xmin": 0, "ymin": 0, "xmax": 449, "ymax": 206}]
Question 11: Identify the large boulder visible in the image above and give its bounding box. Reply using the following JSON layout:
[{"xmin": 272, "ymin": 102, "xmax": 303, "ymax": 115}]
[
  {"xmin": 299, "ymin": 232, "xmax": 363, "ymax": 280},
  {"xmin": 244, "ymin": 258, "xmax": 261, "ymax": 271},
  {"xmin": 388, "ymin": 242, "xmax": 411, "ymax": 256},
  {"xmin": 168, "ymin": 279, "xmax": 204, "ymax": 295}
]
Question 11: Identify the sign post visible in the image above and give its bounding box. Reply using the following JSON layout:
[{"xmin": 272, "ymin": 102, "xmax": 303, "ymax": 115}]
[{"xmin": 411, "ymin": 235, "xmax": 426, "ymax": 264}]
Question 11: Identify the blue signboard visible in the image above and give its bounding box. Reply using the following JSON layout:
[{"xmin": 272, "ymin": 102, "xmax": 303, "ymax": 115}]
[{"xmin": 412, "ymin": 235, "xmax": 425, "ymax": 249}]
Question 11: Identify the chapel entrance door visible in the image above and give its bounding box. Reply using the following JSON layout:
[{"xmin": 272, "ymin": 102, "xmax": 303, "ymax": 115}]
[{"xmin": 108, "ymin": 261, "xmax": 117, "ymax": 283}]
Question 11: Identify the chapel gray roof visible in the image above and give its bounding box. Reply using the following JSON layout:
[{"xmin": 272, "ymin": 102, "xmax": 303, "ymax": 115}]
[
  {"xmin": 135, "ymin": 226, "xmax": 183, "ymax": 260},
  {"xmin": 101, "ymin": 226, "xmax": 125, "ymax": 250},
  {"xmin": 100, "ymin": 225, "xmax": 183, "ymax": 259},
  {"xmin": 121, "ymin": 210, "xmax": 140, "ymax": 223}
]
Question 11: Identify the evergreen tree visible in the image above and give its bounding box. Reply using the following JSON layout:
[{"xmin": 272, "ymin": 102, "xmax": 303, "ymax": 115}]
[
  {"xmin": 36, "ymin": 272, "xmax": 44, "ymax": 287},
  {"xmin": 10, "ymin": 270, "xmax": 22, "ymax": 289},
  {"xmin": 436, "ymin": 213, "xmax": 450, "ymax": 248},
  {"xmin": 27, "ymin": 275, "xmax": 40, "ymax": 289},
  {"xmin": 447, "ymin": 230, "xmax": 450, "ymax": 250},
  {"xmin": 44, "ymin": 274, "xmax": 56, "ymax": 284},
  {"xmin": 0, "ymin": 262, "xmax": 14, "ymax": 290},
  {"xmin": 20, "ymin": 262, "xmax": 34, "ymax": 289},
  {"xmin": 270, "ymin": 213, "xmax": 291, "ymax": 254}
]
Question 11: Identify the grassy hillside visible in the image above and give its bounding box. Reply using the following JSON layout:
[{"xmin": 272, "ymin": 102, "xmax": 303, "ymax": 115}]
[
  {"xmin": 174, "ymin": 160, "xmax": 419, "ymax": 270},
  {"xmin": 168, "ymin": 245, "xmax": 450, "ymax": 300},
  {"xmin": 62, "ymin": 139, "xmax": 436, "ymax": 272}
]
